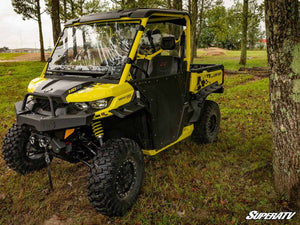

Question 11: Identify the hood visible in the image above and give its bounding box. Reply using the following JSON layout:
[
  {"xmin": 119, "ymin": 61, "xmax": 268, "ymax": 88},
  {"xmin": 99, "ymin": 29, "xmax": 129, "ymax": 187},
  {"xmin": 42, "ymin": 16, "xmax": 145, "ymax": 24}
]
[
  {"xmin": 28, "ymin": 77, "xmax": 93, "ymax": 102},
  {"xmin": 28, "ymin": 77, "xmax": 134, "ymax": 103}
]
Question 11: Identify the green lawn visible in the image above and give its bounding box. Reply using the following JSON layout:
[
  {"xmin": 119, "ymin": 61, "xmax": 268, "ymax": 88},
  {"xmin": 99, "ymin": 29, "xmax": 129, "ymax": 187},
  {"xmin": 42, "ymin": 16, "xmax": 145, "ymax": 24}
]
[
  {"xmin": 194, "ymin": 50, "xmax": 268, "ymax": 71},
  {"xmin": 0, "ymin": 53, "xmax": 26, "ymax": 60},
  {"xmin": 0, "ymin": 52, "xmax": 299, "ymax": 224}
]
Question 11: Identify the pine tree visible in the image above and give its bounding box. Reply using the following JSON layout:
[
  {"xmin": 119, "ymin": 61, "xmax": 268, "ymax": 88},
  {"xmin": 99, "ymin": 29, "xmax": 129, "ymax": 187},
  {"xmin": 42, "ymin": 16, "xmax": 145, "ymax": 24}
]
[{"xmin": 12, "ymin": 0, "xmax": 45, "ymax": 62}]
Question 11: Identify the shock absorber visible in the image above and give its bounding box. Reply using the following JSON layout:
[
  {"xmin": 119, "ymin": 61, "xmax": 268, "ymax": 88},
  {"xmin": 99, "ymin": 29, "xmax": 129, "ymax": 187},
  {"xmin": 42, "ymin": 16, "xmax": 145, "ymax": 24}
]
[{"xmin": 91, "ymin": 120, "xmax": 104, "ymax": 146}]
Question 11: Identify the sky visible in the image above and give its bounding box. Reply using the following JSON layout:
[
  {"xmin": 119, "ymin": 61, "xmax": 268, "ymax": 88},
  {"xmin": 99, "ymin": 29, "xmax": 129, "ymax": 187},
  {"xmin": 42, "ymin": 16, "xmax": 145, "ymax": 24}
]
[{"xmin": 0, "ymin": 0, "xmax": 261, "ymax": 49}]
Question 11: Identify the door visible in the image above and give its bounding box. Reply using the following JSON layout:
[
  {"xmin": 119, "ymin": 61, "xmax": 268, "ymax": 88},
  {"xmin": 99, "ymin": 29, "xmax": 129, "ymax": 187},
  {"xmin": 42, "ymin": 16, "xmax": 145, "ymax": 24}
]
[{"xmin": 131, "ymin": 72, "xmax": 189, "ymax": 149}]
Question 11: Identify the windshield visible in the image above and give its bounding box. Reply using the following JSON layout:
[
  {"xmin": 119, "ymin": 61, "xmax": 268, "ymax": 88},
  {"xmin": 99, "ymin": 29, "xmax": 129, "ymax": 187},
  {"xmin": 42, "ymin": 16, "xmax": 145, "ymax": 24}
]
[{"xmin": 47, "ymin": 21, "xmax": 140, "ymax": 79}]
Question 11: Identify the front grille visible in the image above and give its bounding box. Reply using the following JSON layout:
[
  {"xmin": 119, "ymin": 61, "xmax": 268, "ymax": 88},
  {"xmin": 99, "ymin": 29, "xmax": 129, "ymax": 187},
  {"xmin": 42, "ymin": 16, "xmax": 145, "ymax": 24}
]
[
  {"xmin": 32, "ymin": 97, "xmax": 62, "ymax": 115},
  {"xmin": 36, "ymin": 98, "xmax": 52, "ymax": 111}
]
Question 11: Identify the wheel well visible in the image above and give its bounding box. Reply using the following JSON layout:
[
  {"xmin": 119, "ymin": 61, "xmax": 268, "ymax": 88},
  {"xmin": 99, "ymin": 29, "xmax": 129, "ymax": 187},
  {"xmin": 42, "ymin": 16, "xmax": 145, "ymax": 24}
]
[{"xmin": 101, "ymin": 110, "xmax": 153, "ymax": 149}]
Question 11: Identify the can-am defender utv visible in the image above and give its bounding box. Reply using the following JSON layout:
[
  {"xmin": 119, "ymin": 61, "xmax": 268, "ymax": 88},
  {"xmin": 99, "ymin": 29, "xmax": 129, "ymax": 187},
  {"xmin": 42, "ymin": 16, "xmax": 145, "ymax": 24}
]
[{"xmin": 2, "ymin": 8, "xmax": 224, "ymax": 216}]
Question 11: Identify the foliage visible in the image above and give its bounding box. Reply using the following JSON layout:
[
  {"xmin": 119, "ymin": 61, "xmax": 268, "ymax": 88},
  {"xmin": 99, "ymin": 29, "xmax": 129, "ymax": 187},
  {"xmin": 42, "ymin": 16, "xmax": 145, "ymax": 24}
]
[
  {"xmin": 111, "ymin": 0, "xmax": 166, "ymax": 10},
  {"xmin": 247, "ymin": 1, "xmax": 264, "ymax": 49},
  {"xmin": 12, "ymin": 0, "xmax": 41, "ymax": 21},
  {"xmin": 199, "ymin": 0, "xmax": 264, "ymax": 50},
  {"xmin": 45, "ymin": 0, "xmax": 110, "ymax": 22}
]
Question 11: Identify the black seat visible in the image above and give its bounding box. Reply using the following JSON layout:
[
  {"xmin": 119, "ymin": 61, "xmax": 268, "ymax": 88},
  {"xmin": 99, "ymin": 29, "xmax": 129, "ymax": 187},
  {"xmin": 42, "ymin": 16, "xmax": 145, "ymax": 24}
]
[{"xmin": 148, "ymin": 56, "xmax": 180, "ymax": 77}]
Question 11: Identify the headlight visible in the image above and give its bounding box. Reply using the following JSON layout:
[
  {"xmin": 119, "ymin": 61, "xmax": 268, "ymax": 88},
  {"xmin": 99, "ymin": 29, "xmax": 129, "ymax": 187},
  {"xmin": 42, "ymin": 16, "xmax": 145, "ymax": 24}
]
[
  {"xmin": 74, "ymin": 102, "xmax": 89, "ymax": 110},
  {"xmin": 90, "ymin": 99, "xmax": 108, "ymax": 110},
  {"xmin": 73, "ymin": 98, "xmax": 112, "ymax": 111}
]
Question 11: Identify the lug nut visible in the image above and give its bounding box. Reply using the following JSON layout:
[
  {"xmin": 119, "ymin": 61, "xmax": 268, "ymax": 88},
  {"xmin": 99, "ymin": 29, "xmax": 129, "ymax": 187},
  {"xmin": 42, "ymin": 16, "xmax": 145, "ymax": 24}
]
[
  {"xmin": 39, "ymin": 138, "xmax": 48, "ymax": 148},
  {"xmin": 29, "ymin": 136, "xmax": 35, "ymax": 145}
]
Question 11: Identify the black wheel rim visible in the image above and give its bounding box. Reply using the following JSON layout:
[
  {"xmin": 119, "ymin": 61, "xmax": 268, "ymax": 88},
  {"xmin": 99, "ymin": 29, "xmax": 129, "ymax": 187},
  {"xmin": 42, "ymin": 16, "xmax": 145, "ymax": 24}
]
[
  {"xmin": 116, "ymin": 159, "xmax": 137, "ymax": 199},
  {"xmin": 208, "ymin": 115, "xmax": 217, "ymax": 133}
]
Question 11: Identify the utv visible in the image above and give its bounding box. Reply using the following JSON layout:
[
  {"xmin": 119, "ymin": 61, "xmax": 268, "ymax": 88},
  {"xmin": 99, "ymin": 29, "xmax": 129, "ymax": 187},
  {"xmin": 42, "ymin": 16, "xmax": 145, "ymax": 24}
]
[{"xmin": 2, "ymin": 8, "xmax": 224, "ymax": 216}]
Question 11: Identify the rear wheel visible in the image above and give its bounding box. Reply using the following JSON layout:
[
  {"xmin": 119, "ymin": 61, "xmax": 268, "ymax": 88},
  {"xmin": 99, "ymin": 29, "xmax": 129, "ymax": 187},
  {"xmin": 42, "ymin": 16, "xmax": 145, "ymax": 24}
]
[
  {"xmin": 87, "ymin": 138, "xmax": 144, "ymax": 217},
  {"xmin": 2, "ymin": 124, "xmax": 48, "ymax": 174},
  {"xmin": 192, "ymin": 100, "xmax": 221, "ymax": 144}
]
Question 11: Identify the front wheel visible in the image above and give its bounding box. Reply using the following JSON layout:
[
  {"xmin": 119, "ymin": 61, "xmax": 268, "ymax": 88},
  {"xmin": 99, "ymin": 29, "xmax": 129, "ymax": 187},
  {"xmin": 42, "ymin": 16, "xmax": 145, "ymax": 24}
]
[
  {"xmin": 2, "ymin": 124, "xmax": 49, "ymax": 174},
  {"xmin": 192, "ymin": 100, "xmax": 221, "ymax": 144},
  {"xmin": 87, "ymin": 138, "xmax": 144, "ymax": 217}
]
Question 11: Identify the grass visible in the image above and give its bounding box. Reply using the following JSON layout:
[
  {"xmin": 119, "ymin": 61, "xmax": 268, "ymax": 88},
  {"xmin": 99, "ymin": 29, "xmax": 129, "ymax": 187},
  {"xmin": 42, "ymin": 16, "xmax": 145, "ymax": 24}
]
[
  {"xmin": 0, "ymin": 51, "xmax": 299, "ymax": 224},
  {"xmin": 194, "ymin": 49, "xmax": 268, "ymax": 71},
  {"xmin": 0, "ymin": 53, "xmax": 26, "ymax": 60}
]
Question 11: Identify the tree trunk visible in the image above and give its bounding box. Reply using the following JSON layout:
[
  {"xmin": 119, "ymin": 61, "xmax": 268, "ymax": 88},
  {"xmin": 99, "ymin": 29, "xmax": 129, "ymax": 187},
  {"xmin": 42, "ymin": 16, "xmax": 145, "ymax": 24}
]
[
  {"xmin": 191, "ymin": 0, "xmax": 198, "ymax": 62},
  {"xmin": 194, "ymin": 0, "xmax": 205, "ymax": 59},
  {"xmin": 51, "ymin": 0, "xmax": 61, "ymax": 45},
  {"xmin": 239, "ymin": 0, "xmax": 248, "ymax": 65},
  {"xmin": 265, "ymin": 0, "xmax": 300, "ymax": 207},
  {"xmin": 37, "ymin": 0, "xmax": 45, "ymax": 62},
  {"xmin": 172, "ymin": 0, "xmax": 182, "ymax": 10},
  {"xmin": 63, "ymin": 0, "xmax": 67, "ymax": 22},
  {"xmin": 167, "ymin": 0, "xmax": 171, "ymax": 9}
]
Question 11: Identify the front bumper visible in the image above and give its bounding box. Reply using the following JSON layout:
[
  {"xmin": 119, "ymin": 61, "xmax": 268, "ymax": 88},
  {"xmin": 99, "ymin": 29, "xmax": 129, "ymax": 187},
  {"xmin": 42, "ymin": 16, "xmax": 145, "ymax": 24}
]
[{"xmin": 15, "ymin": 100, "xmax": 94, "ymax": 132}]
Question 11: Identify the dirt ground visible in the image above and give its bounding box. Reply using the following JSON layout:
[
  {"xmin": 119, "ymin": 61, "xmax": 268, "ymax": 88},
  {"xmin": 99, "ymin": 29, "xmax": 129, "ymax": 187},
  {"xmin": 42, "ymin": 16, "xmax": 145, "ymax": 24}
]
[
  {"xmin": 0, "ymin": 52, "xmax": 51, "ymax": 62},
  {"xmin": 199, "ymin": 47, "xmax": 227, "ymax": 56}
]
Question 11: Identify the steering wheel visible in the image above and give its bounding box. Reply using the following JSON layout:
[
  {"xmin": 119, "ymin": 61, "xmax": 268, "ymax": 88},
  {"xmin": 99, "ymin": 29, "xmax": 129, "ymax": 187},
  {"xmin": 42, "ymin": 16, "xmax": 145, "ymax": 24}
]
[{"xmin": 131, "ymin": 63, "xmax": 149, "ymax": 78}]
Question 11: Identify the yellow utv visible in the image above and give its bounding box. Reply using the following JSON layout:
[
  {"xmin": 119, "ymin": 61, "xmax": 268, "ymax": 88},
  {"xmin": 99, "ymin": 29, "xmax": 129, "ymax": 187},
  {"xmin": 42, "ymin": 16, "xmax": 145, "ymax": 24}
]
[{"xmin": 2, "ymin": 8, "xmax": 224, "ymax": 216}]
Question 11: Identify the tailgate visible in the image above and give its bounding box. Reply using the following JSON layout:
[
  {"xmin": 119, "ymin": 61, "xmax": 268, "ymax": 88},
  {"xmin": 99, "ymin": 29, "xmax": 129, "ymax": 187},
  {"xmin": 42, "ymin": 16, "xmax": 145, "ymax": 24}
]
[{"xmin": 189, "ymin": 64, "xmax": 224, "ymax": 94}]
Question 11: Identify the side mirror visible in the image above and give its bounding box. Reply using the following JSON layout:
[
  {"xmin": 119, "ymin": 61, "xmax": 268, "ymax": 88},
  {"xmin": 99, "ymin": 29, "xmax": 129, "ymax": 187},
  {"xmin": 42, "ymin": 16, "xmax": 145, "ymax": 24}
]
[{"xmin": 161, "ymin": 36, "xmax": 175, "ymax": 50}]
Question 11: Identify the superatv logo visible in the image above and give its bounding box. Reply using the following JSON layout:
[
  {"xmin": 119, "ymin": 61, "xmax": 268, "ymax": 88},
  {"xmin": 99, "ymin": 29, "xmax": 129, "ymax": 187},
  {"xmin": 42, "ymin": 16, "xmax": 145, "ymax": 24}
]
[{"xmin": 246, "ymin": 211, "xmax": 296, "ymax": 220}]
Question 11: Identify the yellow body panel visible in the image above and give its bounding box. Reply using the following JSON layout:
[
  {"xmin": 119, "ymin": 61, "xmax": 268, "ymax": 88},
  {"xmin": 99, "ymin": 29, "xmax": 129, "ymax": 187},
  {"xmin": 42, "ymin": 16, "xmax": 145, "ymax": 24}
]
[
  {"xmin": 142, "ymin": 124, "xmax": 194, "ymax": 156},
  {"xmin": 93, "ymin": 88, "xmax": 134, "ymax": 119},
  {"xmin": 66, "ymin": 82, "xmax": 134, "ymax": 119},
  {"xmin": 189, "ymin": 69, "xmax": 223, "ymax": 94},
  {"xmin": 27, "ymin": 77, "xmax": 47, "ymax": 93},
  {"xmin": 66, "ymin": 83, "xmax": 133, "ymax": 102}
]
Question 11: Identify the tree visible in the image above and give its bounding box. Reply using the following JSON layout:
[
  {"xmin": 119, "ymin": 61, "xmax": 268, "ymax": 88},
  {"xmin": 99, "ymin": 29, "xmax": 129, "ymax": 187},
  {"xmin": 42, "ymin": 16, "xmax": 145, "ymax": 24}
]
[
  {"xmin": 111, "ymin": 0, "xmax": 165, "ymax": 10},
  {"xmin": 63, "ymin": 0, "xmax": 67, "ymax": 22},
  {"xmin": 247, "ymin": 1, "xmax": 264, "ymax": 49},
  {"xmin": 50, "ymin": 0, "xmax": 61, "ymax": 45},
  {"xmin": 200, "ymin": 1, "xmax": 240, "ymax": 49},
  {"xmin": 265, "ymin": 0, "xmax": 300, "ymax": 207},
  {"xmin": 12, "ymin": 0, "xmax": 45, "ymax": 62},
  {"xmin": 239, "ymin": 0, "xmax": 248, "ymax": 65},
  {"xmin": 190, "ymin": 0, "xmax": 215, "ymax": 61},
  {"xmin": 172, "ymin": 0, "xmax": 182, "ymax": 10}
]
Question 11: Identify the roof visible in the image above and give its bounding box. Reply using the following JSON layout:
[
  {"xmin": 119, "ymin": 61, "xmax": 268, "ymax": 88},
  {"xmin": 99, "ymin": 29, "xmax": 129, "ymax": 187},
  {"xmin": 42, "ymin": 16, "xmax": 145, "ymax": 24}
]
[{"xmin": 65, "ymin": 8, "xmax": 189, "ymax": 26}]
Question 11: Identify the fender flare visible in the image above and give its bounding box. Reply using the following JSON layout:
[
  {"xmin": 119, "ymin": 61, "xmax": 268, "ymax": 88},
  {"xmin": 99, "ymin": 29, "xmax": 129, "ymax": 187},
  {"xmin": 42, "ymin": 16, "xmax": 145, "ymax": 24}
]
[{"xmin": 189, "ymin": 82, "xmax": 223, "ymax": 123}]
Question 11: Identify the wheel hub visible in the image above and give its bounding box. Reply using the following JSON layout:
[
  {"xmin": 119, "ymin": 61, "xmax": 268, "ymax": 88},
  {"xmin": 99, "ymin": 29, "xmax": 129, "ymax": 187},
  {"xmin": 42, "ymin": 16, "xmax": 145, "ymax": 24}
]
[
  {"xmin": 25, "ymin": 142, "xmax": 45, "ymax": 160},
  {"xmin": 116, "ymin": 159, "xmax": 137, "ymax": 199}
]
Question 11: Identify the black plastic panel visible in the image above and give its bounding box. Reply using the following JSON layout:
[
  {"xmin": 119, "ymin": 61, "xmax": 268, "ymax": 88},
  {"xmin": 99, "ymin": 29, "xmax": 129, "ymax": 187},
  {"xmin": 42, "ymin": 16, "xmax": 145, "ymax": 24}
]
[
  {"xmin": 65, "ymin": 8, "xmax": 189, "ymax": 25},
  {"xmin": 15, "ymin": 101, "xmax": 94, "ymax": 132},
  {"xmin": 131, "ymin": 73, "xmax": 188, "ymax": 149},
  {"xmin": 190, "ymin": 64, "xmax": 224, "ymax": 73}
]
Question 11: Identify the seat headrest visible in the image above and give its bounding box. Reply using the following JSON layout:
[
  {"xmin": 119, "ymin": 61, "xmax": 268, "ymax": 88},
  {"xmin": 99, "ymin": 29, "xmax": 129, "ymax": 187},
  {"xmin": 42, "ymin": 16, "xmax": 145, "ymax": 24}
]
[{"xmin": 161, "ymin": 36, "xmax": 176, "ymax": 50}]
